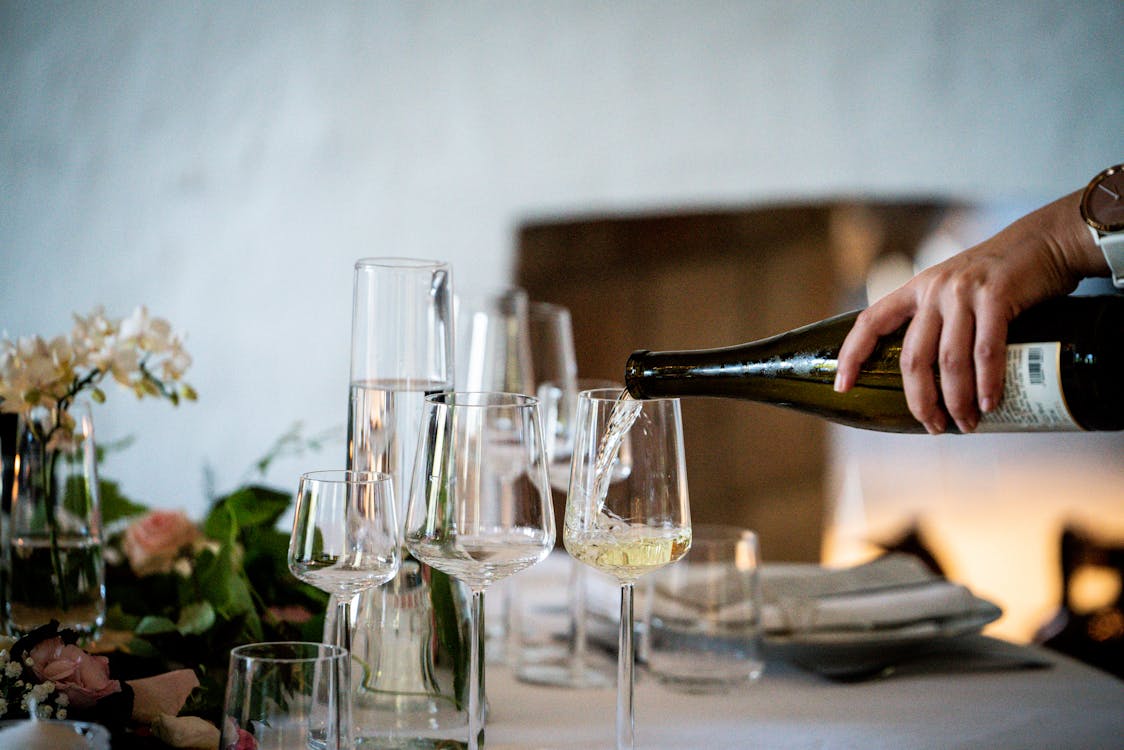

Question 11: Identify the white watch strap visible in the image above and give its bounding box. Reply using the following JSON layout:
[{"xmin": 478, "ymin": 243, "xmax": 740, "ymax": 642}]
[{"xmin": 1091, "ymin": 226, "xmax": 1124, "ymax": 290}]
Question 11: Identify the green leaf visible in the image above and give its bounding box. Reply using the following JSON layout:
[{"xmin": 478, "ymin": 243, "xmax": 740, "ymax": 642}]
[
  {"xmin": 103, "ymin": 603, "xmax": 141, "ymax": 631},
  {"xmin": 205, "ymin": 485, "xmax": 290, "ymax": 537},
  {"xmin": 194, "ymin": 506, "xmax": 258, "ymax": 631},
  {"xmin": 177, "ymin": 600, "xmax": 216, "ymax": 635},
  {"xmin": 124, "ymin": 637, "xmax": 163, "ymax": 659},
  {"xmin": 135, "ymin": 615, "xmax": 178, "ymax": 635},
  {"xmin": 202, "ymin": 500, "xmax": 235, "ymax": 542},
  {"xmin": 100, "ymin": 478, "xmax": 149, "ymax": 524},
  {"xmin": 430, "ymin": 568, "xmax": 468, "ymax": 709}
]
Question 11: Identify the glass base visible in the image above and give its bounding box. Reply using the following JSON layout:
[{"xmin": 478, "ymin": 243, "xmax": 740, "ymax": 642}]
[
  {"xmin": 649, "ymin": 659, "xmax": 765, "ymax": 694},
  {"xmin": 353, "ymin": 692, "xmax": 467, "ymax": 741},
  {"xmin": 515, "ymin": 659, "xmax": 614, "ymax": 689},
  {"xmin": 5, "ymin": 603, "xmax": 104, "ymax": 641},
  {"xmin": 356, "ymin": 734, "xmax": 467, "ymax": 749}
]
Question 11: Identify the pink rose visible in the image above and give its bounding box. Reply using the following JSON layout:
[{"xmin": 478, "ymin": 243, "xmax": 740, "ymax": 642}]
[
  {"xmin": 122, "ymin": 509, "xmax": 199, "ymax": 576},
  {"xmin": 231, "ymin": 728, "xmax": 257, "ymax": 750},
  {"xmin": 28, "ymin": 636, "xmax": 121, "ymax": 709},
  {"xmin": 267, "ymin": 604, "xmax": 313, "ymax": 625}
]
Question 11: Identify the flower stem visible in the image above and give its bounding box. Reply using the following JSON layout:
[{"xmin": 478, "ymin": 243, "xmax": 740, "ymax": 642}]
[{"xmin": 34, "ymin": 427, "xmax": 70, "ymax": 612}]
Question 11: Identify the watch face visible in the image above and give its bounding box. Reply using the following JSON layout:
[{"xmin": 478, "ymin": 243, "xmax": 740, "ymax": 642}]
[{"xmin": 1081, "ymin": 164, "xmax": 1124, "ymax": 232}]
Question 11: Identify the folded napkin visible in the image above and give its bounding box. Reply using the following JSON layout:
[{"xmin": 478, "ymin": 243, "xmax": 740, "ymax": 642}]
[
  {"xmin": 584, "ymin": 553, "xmax": 992, "ymax": 640},
  {"xmin": 761, "ymin": 554, "xmax": 979, "ymax": 634}
]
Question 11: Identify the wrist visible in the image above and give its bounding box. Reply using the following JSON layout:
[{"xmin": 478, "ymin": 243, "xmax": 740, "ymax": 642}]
[{"xmin": 1036, "ymin": 191, "xmax": 1109, "ymax": 282}]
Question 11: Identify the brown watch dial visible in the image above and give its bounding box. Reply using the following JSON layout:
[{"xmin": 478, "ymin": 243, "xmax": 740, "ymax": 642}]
[{"xmin": 1081, "ymin": 164, "xmax": 1124, "ymax": 232}]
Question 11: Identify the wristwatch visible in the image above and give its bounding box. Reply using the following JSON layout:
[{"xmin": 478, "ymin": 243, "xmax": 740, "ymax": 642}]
[{"xmin": 1080, "ymin": 163, "xmax": 1124, "ymax": 289}]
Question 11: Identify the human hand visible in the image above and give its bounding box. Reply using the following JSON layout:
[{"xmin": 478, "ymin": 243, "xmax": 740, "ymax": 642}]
[{"xmin": 832, "ymin": 191, "xmax": 1107, "ymax": 434}]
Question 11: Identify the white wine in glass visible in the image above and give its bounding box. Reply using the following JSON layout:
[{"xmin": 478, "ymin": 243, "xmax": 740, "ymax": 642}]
[
  {"xmin": 405, "ymin": 392, "xmax": 556, "ymax": 750},
  {"xmin": 564, "ymin": 388, "xmax": 691, "ymax": 750}
]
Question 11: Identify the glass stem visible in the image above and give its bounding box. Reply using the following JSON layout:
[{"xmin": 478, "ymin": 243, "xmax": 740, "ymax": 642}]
[
  {"xmin": 569, "ymin": 559, "xmax": 589, "ymax": 677},
  {"xmin": 42, "ymin": 445, "xmax": 68, "ymax": 611},
  {"xmin": 470, "ymin": 589, "xmax": 486, "ymax": 750},
  {"xmin": 616, "ymin": 582, "xmax": 635, "ymax": 750},
  {"xmin": 335, "ymin": 596, "xmax": 353, "ymax": 750}
]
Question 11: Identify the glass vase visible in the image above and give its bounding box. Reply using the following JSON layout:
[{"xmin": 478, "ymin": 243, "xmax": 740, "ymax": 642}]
[{"xmin": 5, "ymin": 403, "xmax": 105, "ymax": 639}]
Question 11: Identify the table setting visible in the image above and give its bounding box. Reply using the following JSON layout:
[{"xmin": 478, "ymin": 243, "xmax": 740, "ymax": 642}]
[{"xmin": 1, "ymin": 259, "xmax": 1122, "ymax": 750}]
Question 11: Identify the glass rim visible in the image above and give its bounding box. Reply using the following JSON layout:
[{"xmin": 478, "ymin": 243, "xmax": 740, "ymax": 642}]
[
  {"xmin": 298, "ymin": 469, "xmax": 393, "ymax": 485},
  {"xmin": 353, "ymin": 256, "xmax": 448, "ymax": 271},
  {"xmin": 230, "ymin": 641, "xmax": 348, "ymax": 663},
  {"xmin": 578, "ymin": 387, "xmax": 680, "ymax": 405},
  {"xmin": 528, "ymin": 300, "xmax": 571, "ymax": 319},
  {"xmin": 425, "ymin": 391, "xmax": 539, "ymax": 408}
]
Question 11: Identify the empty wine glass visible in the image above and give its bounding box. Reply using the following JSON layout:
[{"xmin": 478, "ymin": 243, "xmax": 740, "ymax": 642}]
[
  {"xmin": 455, "ymin": 289, "xmax": 534, "ymax": 663},
  {"xmin": 405, "ymin": 392, "xmax": 556, "ymax": 750},
  {"xmin": 518, "ymin": 373, "xmax": 624, "ymax": 689},
  {"xmin": 564, "ymin": 389, "xmax": 691, "ymax": 750},
  {"xmin": 288, "ymin": 470, "xmax": 401, "ymax": 743}
]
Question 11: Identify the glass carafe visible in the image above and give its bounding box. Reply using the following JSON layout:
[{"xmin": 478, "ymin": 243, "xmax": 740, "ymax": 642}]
[{"xmin": 345, "ymin": 257, "xmax": 470, "ymax": 747}]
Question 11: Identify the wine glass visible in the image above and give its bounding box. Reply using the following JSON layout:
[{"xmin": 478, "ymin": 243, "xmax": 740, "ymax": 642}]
[
  {"xmin": 454, "ymin": 288, "xmax": 533, "ymax": 395},
  {"xmin": 518, "ymin": 366, "xmax": 625, "ymax": 689},
  {"xmin": 454, "ymin": 288, "xmax": 534, "ymax": 662},
  {"xmin": 405, "ymin": 392, "xmax": 556, "ymax": 750},
  {"xmin": 288, "ymin": 469, "xmax": 401, "ymax": 742},
  {"xmin": 564, "ymin": 389, "xmax": 691, "ymax": 750}
]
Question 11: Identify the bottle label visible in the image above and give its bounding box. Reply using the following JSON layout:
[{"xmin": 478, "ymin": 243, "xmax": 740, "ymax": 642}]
[{"xmin": 976, "ymin": 342, "xmax": 1081, "ymax": 432}]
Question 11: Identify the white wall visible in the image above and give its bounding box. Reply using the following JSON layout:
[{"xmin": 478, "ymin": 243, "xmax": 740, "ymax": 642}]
[{"xmin": 2, "ymin": 0, "xmax": 1122, "ymax": 515}]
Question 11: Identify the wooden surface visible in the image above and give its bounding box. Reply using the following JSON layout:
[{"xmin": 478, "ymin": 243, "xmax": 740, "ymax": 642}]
[{"xmin": 515, "ymin": 201, "xmax": 948, "ymax": 561}]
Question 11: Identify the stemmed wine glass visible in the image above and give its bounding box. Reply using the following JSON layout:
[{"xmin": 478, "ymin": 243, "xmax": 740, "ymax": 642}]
[
  {"xmin": 405, "ymin": 392, "xmax": 556, "ymax": 750},
  {"xmin": 519, "ymin": 304, "xmax": 622, "ymax": 687},
  {"xmin": 288, "ymin": 470, "xmax": 402, "ymax": 743},
  {"xmin": 455, "ymin": 289, "xmax": 534, "ymax": 662},
  {"xmin": 564, "ymin": 389, "xmax": 691, "ymax": 750}
]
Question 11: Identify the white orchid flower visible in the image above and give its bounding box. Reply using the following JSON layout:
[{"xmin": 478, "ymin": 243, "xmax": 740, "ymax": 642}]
[{"xmin": 0, "ymin": 306, "xmax": 195, "ymax": 447}]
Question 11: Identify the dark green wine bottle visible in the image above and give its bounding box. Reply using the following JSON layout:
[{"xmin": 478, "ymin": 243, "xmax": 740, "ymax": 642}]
[{"xmin": 625, "ymin": 295, "xmax": 1124, "ymax": 433}]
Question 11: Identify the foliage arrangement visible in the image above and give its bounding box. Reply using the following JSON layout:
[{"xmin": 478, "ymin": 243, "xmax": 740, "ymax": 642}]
[
  {"xmin": 1, "ymin": 308, "xmax": 336, "ymax": 744},
  {"xmin": 99, "ymin": 431, "xmax": 332, "ymax": 723}
]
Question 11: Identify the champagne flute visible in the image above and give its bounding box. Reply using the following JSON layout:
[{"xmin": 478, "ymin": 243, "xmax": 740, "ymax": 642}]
[
  {"xmin": 405, "ymin": 392, "xmax": 556, "ymax": 750},
  {"xmin": 288, "ymin": 469, "xmax": 401, "ymax": 743},
  {"xmin": 564, "ymin": 389, "xmax": 691, "ymax": 750}
]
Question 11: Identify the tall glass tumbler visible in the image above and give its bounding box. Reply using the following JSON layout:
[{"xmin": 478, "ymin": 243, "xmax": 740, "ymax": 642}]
[{"xmin": 346, "ymin": 258, "xmax": 470, "ymax": 747}]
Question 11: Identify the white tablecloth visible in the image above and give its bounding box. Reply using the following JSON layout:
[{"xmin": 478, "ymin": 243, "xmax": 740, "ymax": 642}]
[
  {"xmin": 485, "ymin": 643, "xmax": 1123, "ymax": 749},
  {"xmin": 482, "ymin": 555, "xmax": 1124, "ymax": 749}
]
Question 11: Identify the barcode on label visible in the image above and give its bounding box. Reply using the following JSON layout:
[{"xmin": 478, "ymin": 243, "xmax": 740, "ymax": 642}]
[{"xmin": 1027, "ymin": 346, "xmax": 1044, "ymax": 386}]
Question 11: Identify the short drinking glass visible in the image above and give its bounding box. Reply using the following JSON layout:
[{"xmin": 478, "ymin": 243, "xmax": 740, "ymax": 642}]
[
  {"xmin": 646, "ymin": 524, "xmax": 764, "ymax": 692},
  {"xmin": 221, "ymin": 641, "xmax": 349, "ymax": 750}
]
